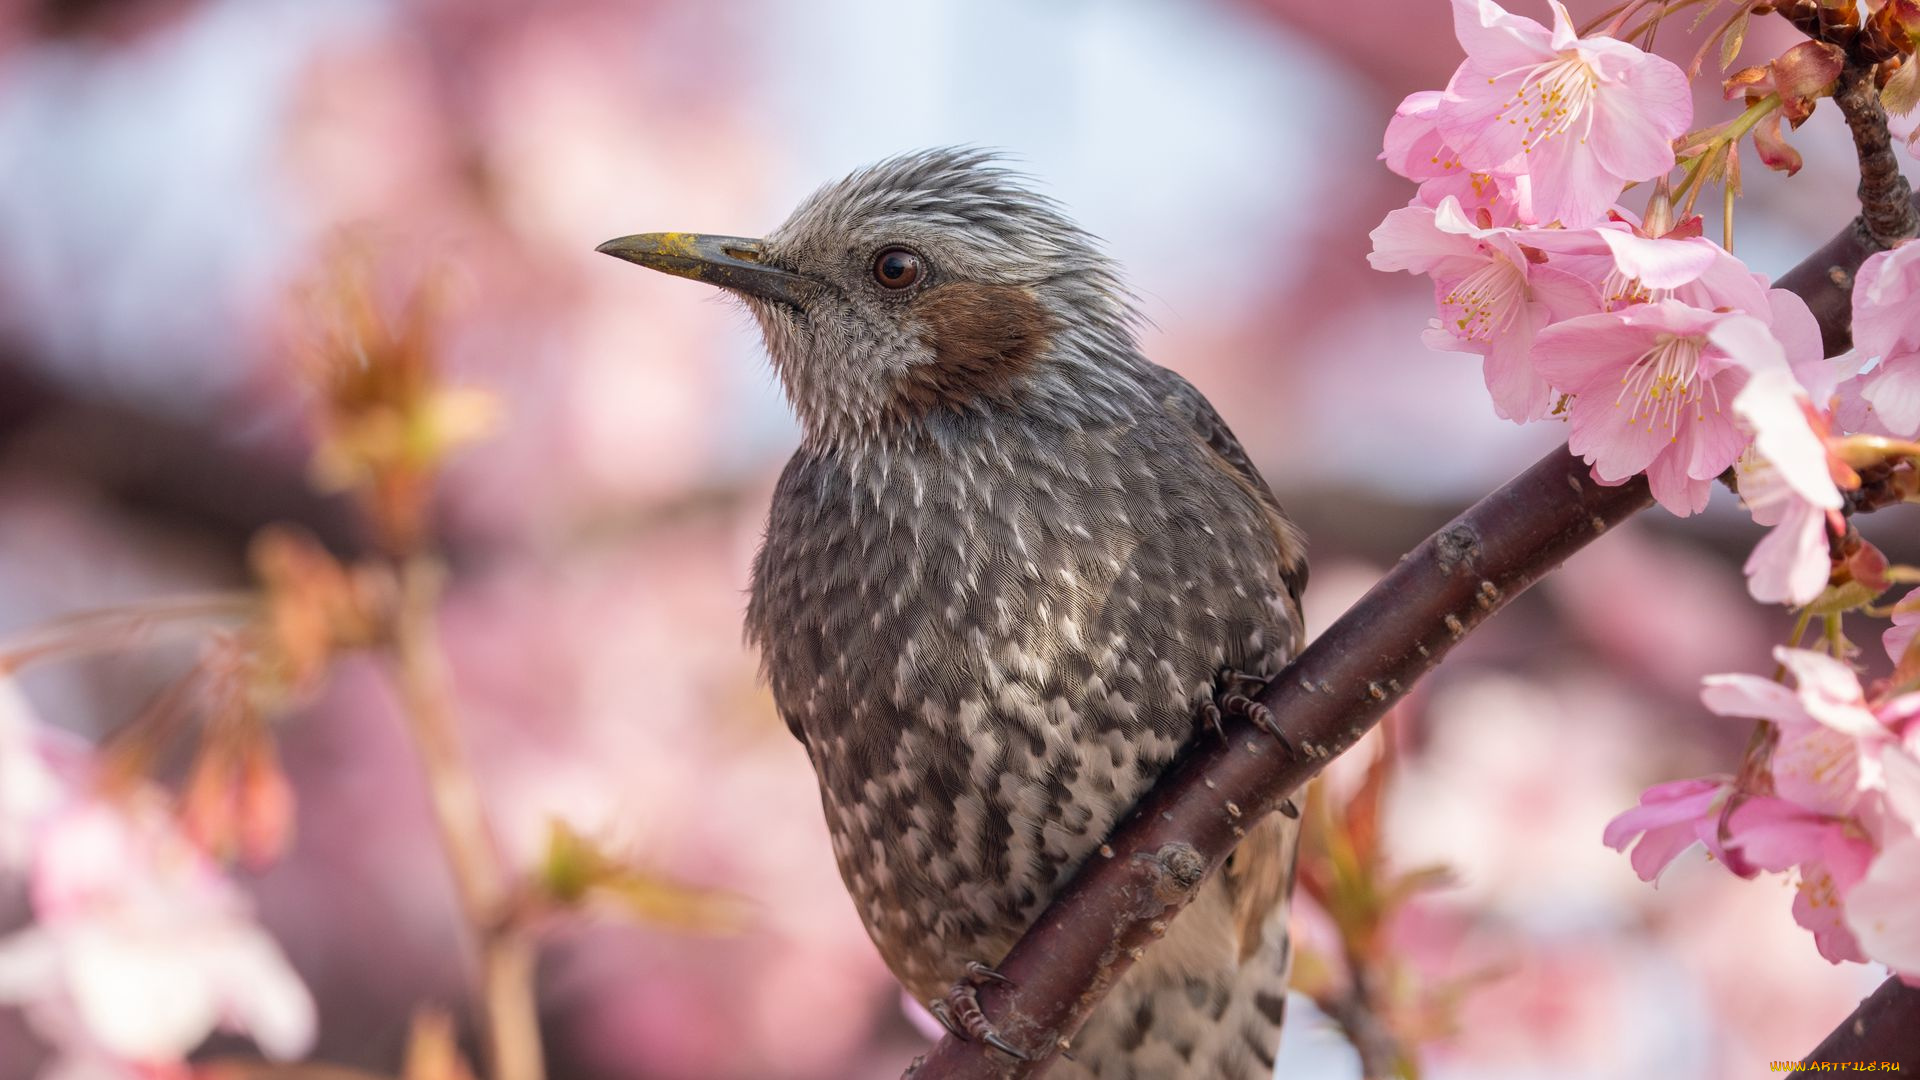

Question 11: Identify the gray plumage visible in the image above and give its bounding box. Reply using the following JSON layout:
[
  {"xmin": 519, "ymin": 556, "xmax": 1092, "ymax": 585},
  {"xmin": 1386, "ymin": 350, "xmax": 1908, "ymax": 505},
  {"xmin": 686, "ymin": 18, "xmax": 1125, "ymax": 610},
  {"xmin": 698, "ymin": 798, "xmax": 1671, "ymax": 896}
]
[{"xmin": 607, "ymin": 148, "xmax": 1307, "ymax": 1078}]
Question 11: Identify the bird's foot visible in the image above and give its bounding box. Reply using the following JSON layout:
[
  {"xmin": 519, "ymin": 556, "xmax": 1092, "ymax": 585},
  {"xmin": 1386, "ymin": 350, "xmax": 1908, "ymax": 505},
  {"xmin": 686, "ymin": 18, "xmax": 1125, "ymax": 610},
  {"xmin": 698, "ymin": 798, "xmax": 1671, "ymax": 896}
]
[
  {"xmin": 1204, "ymin": 668, "xmax": 1294, "ymax": 754},
  {"xmin": 928, "ymin": 961, "xmax": 1028, "ymax": 1061}
]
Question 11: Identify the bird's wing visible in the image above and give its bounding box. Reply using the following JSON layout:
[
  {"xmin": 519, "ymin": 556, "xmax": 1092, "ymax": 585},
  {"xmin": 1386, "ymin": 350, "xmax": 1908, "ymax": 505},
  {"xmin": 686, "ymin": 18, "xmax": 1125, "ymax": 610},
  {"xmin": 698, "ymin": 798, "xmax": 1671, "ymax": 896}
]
[
  {"xmin": 1147, "ymin": 367, "xmax": 1306, "ymax": 963},
  {"xmin": 1150, "ymin": 367, "xmax": 1308, "ymax": 622}
]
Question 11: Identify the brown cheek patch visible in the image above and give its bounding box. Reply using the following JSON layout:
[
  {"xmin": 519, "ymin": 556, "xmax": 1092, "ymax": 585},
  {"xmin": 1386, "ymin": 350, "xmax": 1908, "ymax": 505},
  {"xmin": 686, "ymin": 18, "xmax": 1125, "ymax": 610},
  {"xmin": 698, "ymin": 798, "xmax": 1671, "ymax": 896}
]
[{"xmin": 892, "ymin": 282, "xmax": 1054, "ymax": 417}]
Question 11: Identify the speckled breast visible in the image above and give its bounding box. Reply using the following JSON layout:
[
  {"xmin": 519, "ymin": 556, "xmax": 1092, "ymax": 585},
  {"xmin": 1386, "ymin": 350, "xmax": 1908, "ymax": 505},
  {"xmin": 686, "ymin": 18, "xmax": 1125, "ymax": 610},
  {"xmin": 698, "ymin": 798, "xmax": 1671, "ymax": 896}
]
[{"xmin": 745, "ymin": 406, "xmax": 1298, "ymax": 999}]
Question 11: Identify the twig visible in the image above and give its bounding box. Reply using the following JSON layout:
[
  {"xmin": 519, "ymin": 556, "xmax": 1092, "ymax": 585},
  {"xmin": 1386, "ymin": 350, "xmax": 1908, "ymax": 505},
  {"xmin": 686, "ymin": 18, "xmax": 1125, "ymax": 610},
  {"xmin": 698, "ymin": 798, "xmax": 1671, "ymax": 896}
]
[
  {"xmin": 1319, "ymin": 965, "xmax": 1405, "ymax": 1080},
  {"xmin": 388, "ymin": 555, "xmax": 544, "ymax": 1080},
  {"xmin": 0, "ymin": 592, "xmax": 257, "ymax": 672},
  {"xmin": 1834, "ymin": 64, "xmax": 1920, "ymax": 249},
  {"xmin": 904, "ymin": 205, "xmax": 1920, "ymax": 1080}
]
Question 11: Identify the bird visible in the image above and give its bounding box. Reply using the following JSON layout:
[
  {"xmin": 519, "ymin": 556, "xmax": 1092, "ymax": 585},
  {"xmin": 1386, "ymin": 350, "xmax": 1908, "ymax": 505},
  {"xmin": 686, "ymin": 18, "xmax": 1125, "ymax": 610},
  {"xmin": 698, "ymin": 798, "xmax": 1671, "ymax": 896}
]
[{"xmin": 598, "ymin": 148, "xmax": 1307, "ymax": 1079}]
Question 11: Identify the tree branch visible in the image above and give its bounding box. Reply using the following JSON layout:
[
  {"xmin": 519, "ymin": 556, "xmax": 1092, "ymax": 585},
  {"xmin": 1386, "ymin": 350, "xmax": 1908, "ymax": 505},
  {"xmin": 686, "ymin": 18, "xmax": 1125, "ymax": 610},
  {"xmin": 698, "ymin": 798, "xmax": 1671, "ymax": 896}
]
[
  {"xmin": 1802, "ymin": 976, "xmax": 1920, "ymax": 1070},
  {"xmin": 905, "ymin": 210, "xmax": 1920, "ymax": 1080},
  {"xmin": 1835, "ymin": 63, "xmax": 1920, "ymax": 250}
]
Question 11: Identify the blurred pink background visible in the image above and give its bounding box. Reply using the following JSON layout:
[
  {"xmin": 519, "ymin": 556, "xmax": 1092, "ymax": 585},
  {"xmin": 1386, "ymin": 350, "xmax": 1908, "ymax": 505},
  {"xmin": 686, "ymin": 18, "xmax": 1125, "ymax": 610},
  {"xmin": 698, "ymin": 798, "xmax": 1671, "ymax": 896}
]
[{"xmin": 0, "ymin": 0, "xmax": 1914, "ymax": 1077}]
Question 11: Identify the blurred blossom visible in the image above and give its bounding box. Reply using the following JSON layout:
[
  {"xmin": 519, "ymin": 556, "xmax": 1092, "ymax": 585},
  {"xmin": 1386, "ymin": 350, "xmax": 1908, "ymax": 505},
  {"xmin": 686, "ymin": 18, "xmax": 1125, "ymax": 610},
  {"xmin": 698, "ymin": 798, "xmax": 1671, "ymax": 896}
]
[
  {"xmin": 0, "ymin": 683, "xmax": 315, "ymax": 1070},
  {"xmin": 0, "ymin": 681, "xmax": 71, "ymax": 872},
  {"xmin": 1549, "ymin": 522, "xmax": 1773, "ymax": 699},
  {"xmin": 1390, "ymin": 673, "xmax": 1650, "ymax": 919}
]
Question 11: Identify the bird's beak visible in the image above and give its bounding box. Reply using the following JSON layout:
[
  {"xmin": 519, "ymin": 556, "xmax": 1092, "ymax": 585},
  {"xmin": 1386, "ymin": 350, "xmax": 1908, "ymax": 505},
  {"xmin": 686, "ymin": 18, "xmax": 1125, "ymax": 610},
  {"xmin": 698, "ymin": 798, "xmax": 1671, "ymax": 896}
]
[{"xmin": 594, "ymin": 232, "xmax": 812, "ymax": 307}]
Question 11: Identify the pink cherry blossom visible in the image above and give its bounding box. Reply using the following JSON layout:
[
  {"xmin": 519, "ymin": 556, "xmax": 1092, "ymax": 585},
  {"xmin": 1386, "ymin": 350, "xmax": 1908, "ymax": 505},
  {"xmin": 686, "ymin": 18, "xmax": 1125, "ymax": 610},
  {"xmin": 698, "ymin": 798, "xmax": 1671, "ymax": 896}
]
[
  {"xmin": 1724, "ymin": 796, "xmax": 1875, "ymax": 964},
  {"xmin": 1, "ymin": 680, "xmax": 70, "ymax": 872},
  {"xmin": 1703, "ymin": 648, "xmax": 1894, "ymax": 816},
  {"xmin": 1847, "ymin": 241, "xmax": 1920, "ymax": 435},
  {"xmin": 1884, "ymin": 594, "xmax": 1920, "ymax": 670},
  {"xmin": 1689, "ymin": 650, "xmax": 1920, "ymax": 972},
  {"xmin": 1520, "ymin": 214, "xmax": 1773, "ymax": 315},
  {"xmin": 1845, "ymin": 835, "xmax": 1920, "ymax": 982},
  {"xmin": 1533, "ymin": 306, "xmax": 1788, "ymax": 515},
  {"xmin": 0, "ymin": 799, "xmax": 317, "ymax": 1066},
  {"xmin": 1369, "ymin": 196, "xmax": 1599, "ymax": 421},
  {"xmin": 1382, "ymin": 90, "xmax": 1530, "ymax": 225},
  {"xmin": 1883, "ymin": 748, "xmax": 1920, "ymax": 836},
  {"xmin": 1734, "ymin": 452, "xmax": 1839, "ymax": 606},
  {"xmin": 1435, "ymin": 0, "xmax": 1692, "ymax": 228},
  {"xmin": 1722, "ymin": 317, "xmax": 1844, "ymax": 605},
  {"xmin": 1601, "ymin": 775, "xmax": 1734, "ymax": 881},
  {"xmin": 0, "ymin": 681, "xmax": 315, "ymax": 1069},
  {"xmin": 1609, "ymin": 644, "xmax": 1920, "ymax": 973}
]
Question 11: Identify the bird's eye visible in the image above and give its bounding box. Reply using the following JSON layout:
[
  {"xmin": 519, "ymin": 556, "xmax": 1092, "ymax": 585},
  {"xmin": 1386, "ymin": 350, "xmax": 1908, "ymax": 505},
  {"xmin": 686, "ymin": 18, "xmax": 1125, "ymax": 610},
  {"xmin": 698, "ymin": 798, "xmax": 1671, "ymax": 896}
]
[{"xmin": 871, "ymin": 247, "xmax": 923, "ymax": 290}]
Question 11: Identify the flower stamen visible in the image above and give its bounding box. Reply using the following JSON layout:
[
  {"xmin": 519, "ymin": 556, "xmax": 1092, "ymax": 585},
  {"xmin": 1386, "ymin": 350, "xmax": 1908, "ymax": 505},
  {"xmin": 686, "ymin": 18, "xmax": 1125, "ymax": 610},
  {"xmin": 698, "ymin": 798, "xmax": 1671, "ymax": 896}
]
[
  {"xmin": 1493, "ymin": 55, "xmax": 1600, "ymax": 153},
  {"xmin": 1616, "ymin": 332, "xmax": 1715, "ymax": 440},
  {"xmin": 1440, "ymin": 255, "xmax": 1527, "ymax": 342}
]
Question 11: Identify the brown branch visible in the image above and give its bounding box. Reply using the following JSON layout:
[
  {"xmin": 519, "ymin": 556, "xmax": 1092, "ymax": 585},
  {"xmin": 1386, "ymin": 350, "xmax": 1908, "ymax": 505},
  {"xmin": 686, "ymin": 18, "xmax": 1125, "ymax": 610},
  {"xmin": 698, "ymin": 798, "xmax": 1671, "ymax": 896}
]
[
  {"xmin": 1317, "ymin": 965, "xmax": 1407, "ymax": 1080},
  {"xmin": 1775, "ymin": 0, "xmax": 1918, "ymax": 248},
  {"xmin": 1835, "ymin": 63, "xmax": 1920, "ymax": 249},
  {"xmin": 388, "ymin": 555, "xmax": 544, "ymax": 1080},
  {"xmin": 1802, "ymin": 976, "xmax": 1920, "ymax": 1070},
  {"xmin": 905, "ymin": 217, "xmax": 1920, "ymax": 1080}
]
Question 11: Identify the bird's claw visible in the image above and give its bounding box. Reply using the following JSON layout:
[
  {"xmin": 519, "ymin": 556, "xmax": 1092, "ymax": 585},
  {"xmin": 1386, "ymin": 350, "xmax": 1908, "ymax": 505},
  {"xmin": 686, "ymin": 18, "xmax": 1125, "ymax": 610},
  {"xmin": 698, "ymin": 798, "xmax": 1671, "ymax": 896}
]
[
  {"xmin": 1207, "ymin": 668, "xmax": 1294, "ymax": 756},
  {"xmin": 1196, "ymin": 697, "xmax": 1226, "ymax": 740},
  {"xmin": 965, "ymin": 960, "xmax": 1016, "ymax": 987},
  {"xmin": 929, "ymin": 962, "xmax": 1029, "ymax": 1061}
]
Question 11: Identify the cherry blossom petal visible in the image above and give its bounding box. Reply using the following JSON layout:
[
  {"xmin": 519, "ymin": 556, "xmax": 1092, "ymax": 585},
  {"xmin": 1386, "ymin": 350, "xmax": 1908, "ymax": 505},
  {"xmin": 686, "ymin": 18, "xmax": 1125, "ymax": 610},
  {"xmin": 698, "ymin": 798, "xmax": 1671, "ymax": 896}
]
[
  {"xmin": 1681, "ymin": 384, "xmax": 1755, "ymax": 480},
  {"xmin": 1772, "ymin": 726, "xmax": 1871, "ymax": 816},
  {"xmin": 1645, "ymin": 449, "xmax": 1715, "ymax": 515},
  {"xmin": 1367, "ymin": 204, "xmax": 1477, "ymax": 273},
  {"xmin": 1438, "ymin": 66, "xmax": 1535, "ymax": 171},
  {"xmin": 1844, "ymin": 836, "xmax": 1920, "ymax": 979},
  {"xmin": 1766, "ymin": 290, "xmax": 1829, "ymax": 386},
  {"xmin": 1795, "ymin": 862, "xmax": 1870, "ymax": 964},
  {"xmin": 1601, "ymin": 776, "xmax": 1726, "ymax": 881},
  {"xmin": 1482, "ymin": 304, "xmax": 1555, "ymax": 421},
  {"xmin": 1886, "ymin": 602, "xmax": 1920, "ymax": 669},
  {"xmin": 1450, "ymin": 0, "xmax": 1557, "ymax": 84},
  {"xmin": 1777, "ymin": 647, "xmax": 1884, "ymax": 738},
  {"xmin": 1382, "ymin": 90, "xmax": 1454, "ymax": 180},
  {"xmin": 1860, "ymin": 353, "xmax": 1920, "ymax": 436},
  {"xmin": 1528, "ymin": 262, "xmax": 1603, "ymax": 321},
  {"xmin": 1727, "ymin": 797, "xmax": 1842, "ymax": 872},
  {"xmin": 1584, "ymin": 59, "xmax": 1687, "ymax": 182},
  {"xmin": 1594, "ymin": 229, "xmax": 1718, "ymax": 289},
  {"xmin": 65, "ymin": 925, "xmax": 226, "ymax": 1060},
  {"xmin": 1701, "ymin": 672, "xmax": 1805, "ymax": 724},
  {"xmin": 1852, "ymin": 242, "xmax": 1920, "ymax": 361},
  {"xmin": 1883, "ymin": 748, "xmax": 1920, "ymax": 837},
  {"xmin": 1719, "ymin": 316, "xmax": 1841, "ymax": 508},
  {"xmin": 1742, "ymin": 498, "xmax": 1833, "ymax": 605},
  {"xmin": 1532, "ymin": 312, "xmax": 1657, "ymax": 389},
  {"xmin": 1525, "ymin": 126, "xmax": 1625, "ymax": 228}
]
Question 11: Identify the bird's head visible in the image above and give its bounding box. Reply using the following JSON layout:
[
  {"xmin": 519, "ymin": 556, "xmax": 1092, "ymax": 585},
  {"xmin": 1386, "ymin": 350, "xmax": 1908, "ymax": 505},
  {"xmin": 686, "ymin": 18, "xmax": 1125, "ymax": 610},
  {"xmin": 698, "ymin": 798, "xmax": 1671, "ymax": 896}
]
[{"xmin": 598, "ymin": 148, "xmax": 1145, "ymax": 448}]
